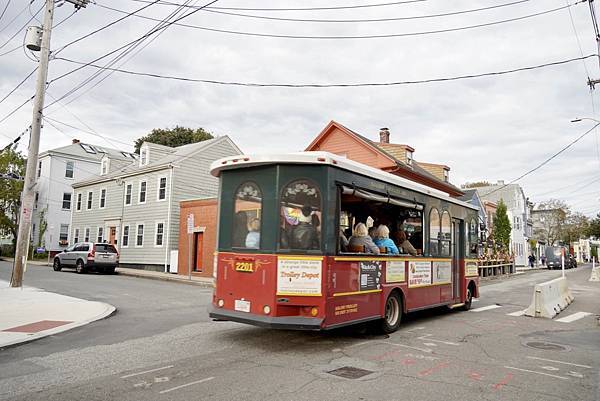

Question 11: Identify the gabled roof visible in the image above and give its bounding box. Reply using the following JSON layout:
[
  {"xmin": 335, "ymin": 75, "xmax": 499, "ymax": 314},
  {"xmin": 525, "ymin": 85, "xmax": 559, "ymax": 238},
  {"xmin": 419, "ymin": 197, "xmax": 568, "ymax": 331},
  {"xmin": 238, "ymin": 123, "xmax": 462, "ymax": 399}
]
[
  {"xmin": 306, "ymin": 120, "xmax": 463, "ymax": 197},
  {"xmin": 73, "ymin": 136, "xmax": 240, "ymax": 187},
  {"xmin": 40, "ymin": 141, "xmax": 135, "ymax": 162}
]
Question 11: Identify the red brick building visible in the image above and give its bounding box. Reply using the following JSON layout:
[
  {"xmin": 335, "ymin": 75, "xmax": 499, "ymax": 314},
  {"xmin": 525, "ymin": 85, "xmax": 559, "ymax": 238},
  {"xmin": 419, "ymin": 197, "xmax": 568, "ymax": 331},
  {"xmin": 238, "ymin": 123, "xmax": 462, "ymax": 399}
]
[{"xmin": 177, "ymin": 199, "xmax": 218, "ymax": 278}]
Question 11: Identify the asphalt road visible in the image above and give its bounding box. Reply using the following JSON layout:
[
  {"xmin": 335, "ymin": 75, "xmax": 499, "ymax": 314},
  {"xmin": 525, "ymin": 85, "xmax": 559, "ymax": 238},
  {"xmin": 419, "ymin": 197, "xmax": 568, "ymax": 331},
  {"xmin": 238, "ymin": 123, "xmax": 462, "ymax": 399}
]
[{"xmin": 0, "ymin": 261, "xmax": 599, "ymax": 401}]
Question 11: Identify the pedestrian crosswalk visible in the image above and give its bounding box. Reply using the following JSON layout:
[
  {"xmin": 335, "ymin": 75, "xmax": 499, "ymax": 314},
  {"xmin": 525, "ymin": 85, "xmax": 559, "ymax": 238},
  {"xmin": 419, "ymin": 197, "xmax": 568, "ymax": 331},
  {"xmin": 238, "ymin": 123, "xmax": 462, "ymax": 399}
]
[{"xmin": 467, "ymin": 303, "xmax": 594, "ymax": 324}]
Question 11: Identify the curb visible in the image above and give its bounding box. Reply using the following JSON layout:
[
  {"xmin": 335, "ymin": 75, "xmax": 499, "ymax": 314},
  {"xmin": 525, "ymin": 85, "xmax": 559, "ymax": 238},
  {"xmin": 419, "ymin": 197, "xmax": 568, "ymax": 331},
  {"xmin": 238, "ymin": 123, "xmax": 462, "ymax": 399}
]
[
  {"xmin": 0, "ymin": 302, "xmax": 117, "ymax": 350},
  {"xmin": 115, "ymin": 269, "xmax": 214, "ymax": 288}
]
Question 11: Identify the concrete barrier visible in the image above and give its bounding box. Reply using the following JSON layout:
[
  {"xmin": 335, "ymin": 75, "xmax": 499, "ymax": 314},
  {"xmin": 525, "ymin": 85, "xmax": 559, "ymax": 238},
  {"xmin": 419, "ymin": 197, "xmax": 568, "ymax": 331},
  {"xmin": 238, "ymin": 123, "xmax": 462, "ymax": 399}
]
[
  {"xmin": 589, "ymin": 266, "xmax": 600, "ymax": 282},
  {"xmin": 524, "ymin": 277, "xmax": 573, "ymax": 319}
]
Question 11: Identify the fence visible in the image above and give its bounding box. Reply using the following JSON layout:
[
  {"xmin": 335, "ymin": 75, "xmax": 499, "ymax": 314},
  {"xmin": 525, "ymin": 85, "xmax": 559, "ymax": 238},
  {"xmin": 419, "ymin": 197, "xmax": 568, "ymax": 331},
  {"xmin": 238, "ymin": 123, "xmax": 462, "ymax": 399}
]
[{"xmin": 478, "ymin": 259, "xmax": 515, "ymax": 278}]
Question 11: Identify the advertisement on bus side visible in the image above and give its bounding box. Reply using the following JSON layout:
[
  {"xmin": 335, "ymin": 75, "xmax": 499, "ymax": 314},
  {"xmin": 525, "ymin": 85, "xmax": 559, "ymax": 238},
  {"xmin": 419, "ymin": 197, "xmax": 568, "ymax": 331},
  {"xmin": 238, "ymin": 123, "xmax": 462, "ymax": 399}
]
[{"xmin": 276, "ymin": 258, "xmax": 322, "ymax": 296}]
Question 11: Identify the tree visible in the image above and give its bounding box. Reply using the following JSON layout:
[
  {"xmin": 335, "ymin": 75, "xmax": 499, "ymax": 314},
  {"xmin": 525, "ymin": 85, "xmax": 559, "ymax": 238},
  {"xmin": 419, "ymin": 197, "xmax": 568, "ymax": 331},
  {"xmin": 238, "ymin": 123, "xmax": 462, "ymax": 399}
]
[
  {"xmin": 461, "ymin": 181, "xmax": 491, "ymax": 189},
  {"xmin": 533, "ymin": 199, "xmax": 569, "ymax": 246},
  {"xmin": 587, "ymin": 213, "xmax": 600, "ymax": 239},
  {"xmin": 493, "ymin": 199, "xmax": 511, "ymax": 251},
  {"xmin": 134, "ymin": 126, "xmax": 214, "ymax": 153},
  {"xmin": 560, "ymin": 212, "xmax": 589, "ymax": 244},
  {"xmin": 0, "ymin": 147, "xmax": 25, "ymax": 252}
]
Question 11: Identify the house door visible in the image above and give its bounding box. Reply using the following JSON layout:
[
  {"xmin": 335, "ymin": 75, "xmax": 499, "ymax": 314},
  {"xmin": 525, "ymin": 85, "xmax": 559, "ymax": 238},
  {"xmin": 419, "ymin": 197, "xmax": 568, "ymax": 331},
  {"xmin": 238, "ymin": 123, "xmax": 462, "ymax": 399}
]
[
  {"xmin": 451, "ymin": 219, "xmax": 463, "ymax": 300},
  {"xmin": 109, "ymin": 227, "xmax": 117, "ymax": 245},
  {"xmin": 193, "ymin": 232, "xmax": 204, "ymax": 272}
]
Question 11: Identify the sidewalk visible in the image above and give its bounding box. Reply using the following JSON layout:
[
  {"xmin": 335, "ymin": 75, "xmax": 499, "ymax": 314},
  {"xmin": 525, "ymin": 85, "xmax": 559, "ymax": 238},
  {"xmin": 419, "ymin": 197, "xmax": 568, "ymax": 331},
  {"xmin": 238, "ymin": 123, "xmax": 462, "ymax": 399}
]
[{"xmin": 0, "ymin": 280, "xmax": 115, "ymax": 349}]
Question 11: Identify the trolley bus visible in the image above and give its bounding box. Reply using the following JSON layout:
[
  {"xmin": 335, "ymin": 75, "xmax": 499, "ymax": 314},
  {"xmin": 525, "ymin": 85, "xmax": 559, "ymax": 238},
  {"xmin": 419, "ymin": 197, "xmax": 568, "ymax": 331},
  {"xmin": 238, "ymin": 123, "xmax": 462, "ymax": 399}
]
[{"xmin": 208, "ymin": 152, "xmax": 480, "ymax": 333}]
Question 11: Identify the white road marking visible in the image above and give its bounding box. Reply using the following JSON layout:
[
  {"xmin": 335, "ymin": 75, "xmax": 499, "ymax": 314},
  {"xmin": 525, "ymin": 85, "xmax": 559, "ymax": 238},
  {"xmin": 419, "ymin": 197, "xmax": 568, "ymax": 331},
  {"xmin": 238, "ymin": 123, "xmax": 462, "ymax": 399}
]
[
  {"xmin": 382, "ymin": 341, "xmax": 433, "ymax": 353},
  {"xmin": 526, "ymin": 356, "xmax": 592, "ymax": 369},
  {"xmin": 504, "ymin": 366, "xmax": 570, "ymax": 380},
  {"xmin": 470, "ymin": 304, "xmax": 502, "ymax": 313},
  {"xmin": 540, "ymin": 366, "xmax": 560, "ymax": 371},
  {"xmin": 506, "ymin": 309, "xmax": 527, "ymax": 317},
  {"xmin": 159, "ymin": 377, "xmax": 214, "ymax": 394},
  {"xmin": 121, "ymin": 365, "xmax": 175, "ymax": 379},
  {"xmin": 555, "ymin": 312, "xmax": 593, "ymax": 323},
  {"xmin": 423, "ymin": 343, "xmax": 438, "ymax": 347},
  {"xmin": 417, "ymin": 334, "xmax": 459, "ymax": 346},
  {"xmin": 567, "ymin": 371, "xmax": 584, "ymax": 378}
]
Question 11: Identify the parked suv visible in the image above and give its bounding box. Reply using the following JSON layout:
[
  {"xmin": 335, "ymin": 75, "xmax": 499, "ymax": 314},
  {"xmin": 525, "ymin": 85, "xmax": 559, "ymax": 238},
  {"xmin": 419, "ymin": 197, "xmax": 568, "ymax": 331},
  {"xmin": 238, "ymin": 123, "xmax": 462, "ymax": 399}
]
[{"xmin": 53, "ymin": 242, "xmax": 119, "ymax": 274}]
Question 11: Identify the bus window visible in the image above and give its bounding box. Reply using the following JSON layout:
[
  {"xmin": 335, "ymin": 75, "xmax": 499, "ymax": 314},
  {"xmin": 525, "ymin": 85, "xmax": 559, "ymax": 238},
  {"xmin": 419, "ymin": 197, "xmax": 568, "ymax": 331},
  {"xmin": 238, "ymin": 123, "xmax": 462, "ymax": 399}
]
[
  {"xmin": 440, "ymin": 211, "xmax": 451, "ymax": 256},
  {"xmin": 233, "ymin": 182, "xmax": 262, "ymax": 249},
  {"xmin": 280, "ymin": 179, "xmax": 322, "ymax": 251},
  {"xmin": 429, "ymin": 208, "xmax": 440, "ymax": 255}
]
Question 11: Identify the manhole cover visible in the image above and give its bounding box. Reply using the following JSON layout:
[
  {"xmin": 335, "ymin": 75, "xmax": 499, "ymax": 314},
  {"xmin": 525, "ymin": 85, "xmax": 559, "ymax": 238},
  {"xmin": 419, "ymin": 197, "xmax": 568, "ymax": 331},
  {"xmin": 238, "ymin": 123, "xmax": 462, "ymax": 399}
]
[
  {"xmin": 525, "ymin": 341, "xmax": 567, "ymax": 351},
  {"xmin": 327, "ymin": 366, "xmax": 374, "ymax": 379}
]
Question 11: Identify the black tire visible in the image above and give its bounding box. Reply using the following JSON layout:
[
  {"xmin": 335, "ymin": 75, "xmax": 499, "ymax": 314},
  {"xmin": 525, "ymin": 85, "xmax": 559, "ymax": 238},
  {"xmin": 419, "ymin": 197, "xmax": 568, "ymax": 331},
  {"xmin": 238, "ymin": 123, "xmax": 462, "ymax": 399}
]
[
  {"xmin": 461, "ymin": 286, "xmax": 473, "ymax": 311},
  {"xmin": 76, "ymin": 260, "xmax": 86, "ymax": 274},
  {"xmin": 53, "ymin": 258, "xmax": 61, "ymax": 271},
  {"xmin": 379, "ymin": 292, "xmax": 402, "ymax": 334},
  {"xmin": 105, "ymin": 267, "xmax": 115, "ymax": 275}
]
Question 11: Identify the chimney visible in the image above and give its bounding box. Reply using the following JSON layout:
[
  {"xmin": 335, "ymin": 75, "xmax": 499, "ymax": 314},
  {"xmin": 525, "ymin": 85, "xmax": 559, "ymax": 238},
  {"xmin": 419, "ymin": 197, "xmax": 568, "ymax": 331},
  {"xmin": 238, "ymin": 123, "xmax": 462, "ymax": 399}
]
[
  {"xmin": 379, "ymin": 127, "xmax": 390, "ymax": 144},
  {"xmin": 72, "ymin": 139, "xmax": 80, "ymax": 144}
]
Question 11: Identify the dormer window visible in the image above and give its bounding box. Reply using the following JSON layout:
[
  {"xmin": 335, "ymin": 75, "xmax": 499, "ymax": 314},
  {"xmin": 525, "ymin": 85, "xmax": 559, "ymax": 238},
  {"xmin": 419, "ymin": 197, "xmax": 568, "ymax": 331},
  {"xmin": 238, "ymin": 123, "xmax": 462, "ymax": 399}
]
[
  {"xmin": 140, "ymin": 147, "xmax": 149, "ymax": 166},
  {"xmin": 100, "ymin": 158, "xmax": 109, "ymax": 175},
  {"xmin": 406, "ymin": 150, "xmax": 413, "ymax": 166}
]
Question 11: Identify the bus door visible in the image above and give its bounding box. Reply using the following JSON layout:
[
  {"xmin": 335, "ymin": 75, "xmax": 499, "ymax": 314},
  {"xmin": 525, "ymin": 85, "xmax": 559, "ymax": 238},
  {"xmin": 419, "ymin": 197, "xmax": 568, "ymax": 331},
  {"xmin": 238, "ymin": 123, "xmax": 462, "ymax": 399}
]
[{"xmin": 451, "ymin": 219, "xmax": 462, "ymax": 300}]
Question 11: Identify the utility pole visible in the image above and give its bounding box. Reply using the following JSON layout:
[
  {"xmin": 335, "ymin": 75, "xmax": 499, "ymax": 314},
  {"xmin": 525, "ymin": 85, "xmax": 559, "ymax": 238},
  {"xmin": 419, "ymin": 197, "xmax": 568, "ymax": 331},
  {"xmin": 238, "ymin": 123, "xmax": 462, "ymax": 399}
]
[{"xmin": 10, "ymin": 0, "xmax": 55, "ymax": 287}]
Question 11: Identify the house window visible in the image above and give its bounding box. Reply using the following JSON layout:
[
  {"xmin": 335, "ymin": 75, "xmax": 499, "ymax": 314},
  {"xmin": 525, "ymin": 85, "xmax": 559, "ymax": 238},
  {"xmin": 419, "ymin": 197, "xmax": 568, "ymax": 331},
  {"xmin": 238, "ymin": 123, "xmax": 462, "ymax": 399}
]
[
  {"xmin": 62, "ymin": 193, "xmax": 71, "ymax": 210},
  {"xmin": 122, "ymin": 225, "xmax": 130, "ymax": 247},
  {"xmin": 59, "ymin": 224, "xmax": 69, "ymax": 242},
  {"xmin": 406, "ymin": 150, "xmax": 413, "ymax": 166},
  {"xmin": 84, "ymin": 227, "xmax": 90, "ymax": 242},
  {"xmin": 100, "ymin": 189, "xmax": 106, "ymax": 208},
  {"xmin": 136, "ymin": 224, "xmax": 144, "ymax": 246},
  {"xmin": 139, "ymin": 181, "xmax": 147, "ymax": 203},
  {"xmin": 140, "ymin": 147, "xmax": 148, "ymax": 166},
  {"xmin": 158, "ymin": 177, "xmax": 167, "ymax": 200},
  {"xmin": 34, "ymin": 192, "xmax": 39, "ymax": 209},
  {"xmin": 73, "ymin": 228, "xmax": 80, "ymax": 244},
  {"xmin": 87, "ymin": 191, "xmax": 93, "ymax": 210},
  {"xmin": 76, "ymin": 193, "xmax": 82, "ymax": 211},
  {"xmin": 125, "ymin": 184, "xmax": 132, "ymax": 205},
  {"xmin": 155, "ymin": 222, "xmax": 164, "ymax": 246},
  {"xmin": 443, "ymin": 169, "xmax": 449, "ymax": 183},
  {"xmin": 101, "ymin": 159, "xmax": 109, "ymax": 175},
  {"xmin": 65, "ymin": 161, "xmax": 74, "ymax": 178},
  {"xmin": 80, "ymin": 143, "xmax": 96, "ymax": 154},
  {"xmin": 37, "ymin": 161, "xmax": 42, "ymax": 178},
  {"xmin": 97, "ymin": 227, "xmax": 104, "ymax": 243}
]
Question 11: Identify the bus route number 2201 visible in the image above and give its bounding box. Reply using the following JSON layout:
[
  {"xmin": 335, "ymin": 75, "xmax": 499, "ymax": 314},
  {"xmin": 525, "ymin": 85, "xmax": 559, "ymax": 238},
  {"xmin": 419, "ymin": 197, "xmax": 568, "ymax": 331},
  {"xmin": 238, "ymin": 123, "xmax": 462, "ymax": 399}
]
[{"xmin": 235, "ymin": 261, "xmax": 255, "ymax": 272}]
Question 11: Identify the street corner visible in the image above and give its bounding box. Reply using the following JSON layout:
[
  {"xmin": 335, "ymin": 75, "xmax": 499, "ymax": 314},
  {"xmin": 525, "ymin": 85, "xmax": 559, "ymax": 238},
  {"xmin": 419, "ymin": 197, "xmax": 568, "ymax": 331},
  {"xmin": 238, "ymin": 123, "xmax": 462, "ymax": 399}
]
[{"xmin": 0, "ymin": 281, "xmax": 116, "ymax": 349}]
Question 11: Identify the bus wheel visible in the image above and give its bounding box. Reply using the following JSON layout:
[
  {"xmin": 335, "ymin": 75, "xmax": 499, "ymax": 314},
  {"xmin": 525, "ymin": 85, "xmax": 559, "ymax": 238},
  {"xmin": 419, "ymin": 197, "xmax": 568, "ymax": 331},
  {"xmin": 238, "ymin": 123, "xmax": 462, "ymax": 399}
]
[
  {"xmin": 462, "ymin": 286, "xmax": 473, "ymax": 311},
  {"xmin": 380, "ymin": 292, "xmax": 402, "ymax": 334}
]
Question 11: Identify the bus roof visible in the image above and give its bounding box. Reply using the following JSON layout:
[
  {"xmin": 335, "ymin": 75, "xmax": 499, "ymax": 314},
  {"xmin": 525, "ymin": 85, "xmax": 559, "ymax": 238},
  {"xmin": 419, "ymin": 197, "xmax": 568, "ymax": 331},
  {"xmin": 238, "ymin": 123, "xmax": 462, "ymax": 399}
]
[{"xmin": 210, "ymin": 151, "xmax": 478, "ymax": 211}]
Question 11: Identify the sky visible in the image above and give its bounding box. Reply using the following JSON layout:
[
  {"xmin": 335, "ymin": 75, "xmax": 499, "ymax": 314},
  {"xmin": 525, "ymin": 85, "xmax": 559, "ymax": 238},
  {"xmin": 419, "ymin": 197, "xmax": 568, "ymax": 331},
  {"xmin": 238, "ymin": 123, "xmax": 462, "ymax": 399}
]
[{"xmin": 0, "ymin": 0, "xmax": 599, "ymax": 217}]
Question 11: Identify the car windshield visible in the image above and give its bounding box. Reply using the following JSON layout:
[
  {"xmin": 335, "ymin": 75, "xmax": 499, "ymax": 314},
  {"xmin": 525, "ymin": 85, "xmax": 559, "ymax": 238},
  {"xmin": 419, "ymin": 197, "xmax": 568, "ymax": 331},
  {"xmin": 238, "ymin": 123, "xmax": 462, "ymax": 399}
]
[{"xmin": 95, "ymin": 244, "xmax": 118, "ymax": 253}]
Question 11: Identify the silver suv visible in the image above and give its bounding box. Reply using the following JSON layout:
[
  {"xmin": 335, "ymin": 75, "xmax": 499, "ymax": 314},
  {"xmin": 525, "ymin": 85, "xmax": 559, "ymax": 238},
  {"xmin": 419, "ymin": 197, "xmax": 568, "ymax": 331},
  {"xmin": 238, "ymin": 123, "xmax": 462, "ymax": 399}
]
[{"xmin": 53, "ymin": 242, "xmax": 119, "ymax": 274}]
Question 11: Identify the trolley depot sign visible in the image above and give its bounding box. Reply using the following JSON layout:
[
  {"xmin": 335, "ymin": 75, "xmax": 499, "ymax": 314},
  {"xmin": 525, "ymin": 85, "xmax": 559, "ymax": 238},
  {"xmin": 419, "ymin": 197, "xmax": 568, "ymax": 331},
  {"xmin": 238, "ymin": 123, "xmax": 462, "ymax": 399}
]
[{"xmin": 276, "ymin": 257, "xmax": 323, "ymax": 296}]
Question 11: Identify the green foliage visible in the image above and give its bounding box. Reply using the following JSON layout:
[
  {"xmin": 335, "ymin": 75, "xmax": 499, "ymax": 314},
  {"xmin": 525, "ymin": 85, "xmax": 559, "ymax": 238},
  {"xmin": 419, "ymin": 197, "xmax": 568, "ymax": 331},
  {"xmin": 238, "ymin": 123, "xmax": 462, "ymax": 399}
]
[
  {"xmin": 560, "ymin": 212, "xmax": 589, "ymax": 244},
  {"xmin": 0, "ymin": 147, "xmax": 25, "ymax": 252},
  {"xmin": 461, "ymin": 181, "xmax": 491, "ymax": 189},
  {"xmin": 587, "ymin": 213, "xmax": 600, "ymax": 238},
  {"xmin": 493, "ymin": 200, "xmax": 511, "ymax": 251},
  {"xmin": 37, "ymin": 208, "xmax": 47, "ymax": 248},
  {"xmin": 134, "ymin": 126, "xmax": 214, "ymax": 153}
]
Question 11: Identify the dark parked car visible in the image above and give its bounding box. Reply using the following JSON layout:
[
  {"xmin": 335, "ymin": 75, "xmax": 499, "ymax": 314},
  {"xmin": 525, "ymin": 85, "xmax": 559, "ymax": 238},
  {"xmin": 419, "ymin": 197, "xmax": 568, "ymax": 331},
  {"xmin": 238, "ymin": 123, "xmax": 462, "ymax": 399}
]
[{"xmin": 53, "ymin": 242, "xmax": 119, "ymax": 274}]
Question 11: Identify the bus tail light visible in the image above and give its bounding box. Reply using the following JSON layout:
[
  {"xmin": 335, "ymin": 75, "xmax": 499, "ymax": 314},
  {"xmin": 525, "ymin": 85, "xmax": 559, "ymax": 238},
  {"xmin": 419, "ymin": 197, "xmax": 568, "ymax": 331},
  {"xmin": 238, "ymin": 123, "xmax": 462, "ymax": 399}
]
[
  {"xmin": 263, "ymin": 305, "xmax": 271, "ymax": 315},
  {"xmin": 217, "ymin": 299, "xmax": 225, "ymax": 307},
  {"xmin": 310, "ymin": 307, "xmax": 319, "ymax": 317}
]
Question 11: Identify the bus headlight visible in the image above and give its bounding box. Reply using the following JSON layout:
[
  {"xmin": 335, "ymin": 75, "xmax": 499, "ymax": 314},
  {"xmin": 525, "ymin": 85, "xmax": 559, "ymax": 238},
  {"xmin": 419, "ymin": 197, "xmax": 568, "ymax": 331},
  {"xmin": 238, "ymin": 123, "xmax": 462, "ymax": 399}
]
[
  {"xmin": 263, "ymin": 305, "xmax": 271, "ymax": 315},
  {"xmin": 217, "ymin": 299, "xmax": 224, "ymax": 307},
  {"xmin": 310, "ymin": 307, "xmax": 319, "ymax": 317}
]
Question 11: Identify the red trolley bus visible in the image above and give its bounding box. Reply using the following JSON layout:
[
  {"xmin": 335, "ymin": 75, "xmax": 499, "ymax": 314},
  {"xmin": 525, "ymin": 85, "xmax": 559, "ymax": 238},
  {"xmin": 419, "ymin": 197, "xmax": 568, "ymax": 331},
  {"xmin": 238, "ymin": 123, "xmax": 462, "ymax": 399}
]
[{"xmin": 208, "ymin": 152, "xmax": 480, "ymax": 333}]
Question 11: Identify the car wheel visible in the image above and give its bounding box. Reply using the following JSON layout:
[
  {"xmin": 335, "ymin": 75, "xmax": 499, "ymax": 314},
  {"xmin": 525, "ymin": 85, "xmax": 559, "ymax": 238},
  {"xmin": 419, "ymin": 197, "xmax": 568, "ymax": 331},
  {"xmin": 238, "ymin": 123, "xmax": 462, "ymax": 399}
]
[
  {"xmin": 53, "ymin": 258, "xmax": 61, "ymax": 271},
  {"xmin": 462, "ymin": 286, "xmax": 473, "ymax": 311},
  {"xmin": 105, "ymin": 267, "xmax": 115, "ymax": 275},
  {"xmin": 379, "ymin": 291, "xmax": 402, "ymax": 334},
  {"xmin": 76, "ymin": 260, "xmax": 86, "ymax": 274}
]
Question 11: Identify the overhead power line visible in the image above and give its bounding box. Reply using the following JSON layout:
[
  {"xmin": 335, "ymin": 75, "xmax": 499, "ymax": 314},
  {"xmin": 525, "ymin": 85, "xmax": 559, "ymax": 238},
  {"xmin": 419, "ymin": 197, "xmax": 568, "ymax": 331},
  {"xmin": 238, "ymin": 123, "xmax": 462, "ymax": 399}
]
[
  {"xmin": 129, "ymin": 0, "xmax": 428, "ymax": 11},
  {"xmin": 0, "ymin": 67, "xmax": 37, "ymax": 106},
  {"xmin": 0, "ymin": 1, "xmax": 30, "ymax": 34},
  {"xmin": 0, "ymin": 0, "xmax": 12, "ymax": 23},
  {"xmin": 97, "ymin": 3, "xmax": 575, "ymax": 40},
  {"xmin": 0, "ymin": 3, "xmax": 44, "ymax": 50},
  {"xmin": 53, "ymin": 54, "xmax": 598, "ymax": 88},
  {"xmin": 483, "ymin": 122, "xmax": 600, "ymax": 197},
  {"xmin": 0, "ymin": 95, "xmax": 35, "ymax": 127},
  {"xmin": 125, "ymin": 0, "xmax": 530, "ymax": 23}
]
